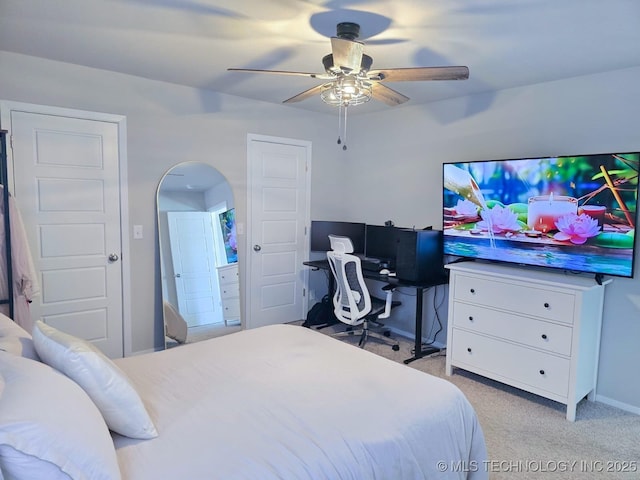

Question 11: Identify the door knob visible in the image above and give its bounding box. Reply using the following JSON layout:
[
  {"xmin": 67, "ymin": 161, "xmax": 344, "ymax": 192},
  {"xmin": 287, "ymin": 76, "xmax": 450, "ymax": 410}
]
[
  {"xmin": 108, "ymin": 253, "xmax": 119, "ymax": 262},
  {"xmin": 253, "ymin": 244, "xmax": 262, "ymax": 252}
]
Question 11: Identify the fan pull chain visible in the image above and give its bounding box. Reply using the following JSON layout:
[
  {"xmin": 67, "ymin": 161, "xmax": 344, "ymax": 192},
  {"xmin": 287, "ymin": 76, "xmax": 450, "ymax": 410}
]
[
  {"xmin": 337, "ymin": 103, "xmax": 343, "ymax": 146},
  {"xmin": 342, "ymin": 104, "xmax": 348, "ymax": 151}
]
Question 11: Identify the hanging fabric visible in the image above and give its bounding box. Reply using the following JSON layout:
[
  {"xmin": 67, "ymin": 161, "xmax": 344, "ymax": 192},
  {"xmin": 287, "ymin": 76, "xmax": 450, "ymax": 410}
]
[{"xmin": 0, "ymin": 186, "xmax": 39, "ymax": 332}]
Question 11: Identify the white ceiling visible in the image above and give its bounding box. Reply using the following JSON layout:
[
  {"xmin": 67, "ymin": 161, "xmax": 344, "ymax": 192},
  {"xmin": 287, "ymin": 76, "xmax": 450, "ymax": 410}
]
[{"xmin": 2, "ymin": 0, "xmax": 639, "ymax": 115}]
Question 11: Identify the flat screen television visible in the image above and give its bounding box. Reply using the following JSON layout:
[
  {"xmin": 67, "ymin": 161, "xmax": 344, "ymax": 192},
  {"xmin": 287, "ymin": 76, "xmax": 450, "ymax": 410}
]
[
  {"xmin": 310, "ymin": 221, "xmax": 366, "ymax": 254},
  {"xmin": 443, "ymin": 152, "xmax": 639, "ymax": 279}
]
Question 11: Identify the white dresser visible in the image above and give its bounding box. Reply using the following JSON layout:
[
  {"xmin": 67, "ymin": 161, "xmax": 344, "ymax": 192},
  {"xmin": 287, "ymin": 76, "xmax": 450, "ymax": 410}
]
[
  {"xmin": 217, "ymin": 263, "xmax": 240, "ymax": 326},
  {"xmin": 445, "ymin": 262, "xmax": 610, "ymax": 421}
]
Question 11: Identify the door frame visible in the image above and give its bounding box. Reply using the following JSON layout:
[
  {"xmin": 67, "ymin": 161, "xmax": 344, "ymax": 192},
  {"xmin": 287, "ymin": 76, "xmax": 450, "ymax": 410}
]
[
  {"xmin": 0, "ymin": 100, "xmax": 132, "ymax": 356},
  {"xmin": 245, "ymin": 133, "xmax": 311, "ymax": 329}
]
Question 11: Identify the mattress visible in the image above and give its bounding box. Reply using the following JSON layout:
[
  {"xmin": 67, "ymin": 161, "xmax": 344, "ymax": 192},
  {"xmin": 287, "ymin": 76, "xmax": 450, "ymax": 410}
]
[{"xmin": 113, "ymin": 324, "xmax": 487, "ymax": 479}]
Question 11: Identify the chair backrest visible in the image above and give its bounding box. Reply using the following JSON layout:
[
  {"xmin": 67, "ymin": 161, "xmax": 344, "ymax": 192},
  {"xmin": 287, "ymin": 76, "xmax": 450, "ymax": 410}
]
[{"xmin": 326, "ymin": 235, "xmax": 372, "ymax": 326}]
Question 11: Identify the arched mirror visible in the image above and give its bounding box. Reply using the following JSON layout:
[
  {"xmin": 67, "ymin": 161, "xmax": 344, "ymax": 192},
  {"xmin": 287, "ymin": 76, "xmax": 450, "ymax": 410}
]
[{"xmin": 157, "ymin": 162, "xmax": 241, "ymax": 348}]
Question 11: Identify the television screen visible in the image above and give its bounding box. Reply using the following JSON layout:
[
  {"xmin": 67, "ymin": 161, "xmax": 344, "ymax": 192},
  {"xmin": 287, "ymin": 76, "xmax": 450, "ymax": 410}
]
[
  {"xmin": 443, "ymin": 152, "xmax": 639, "ymax": 278},
  {"xmin": 219, "ymin": 208, "xmax": 238, "ymax": 264},
  {"xmin": 310, "ymin": 221, "xmax": 366, "ymax": 253}
]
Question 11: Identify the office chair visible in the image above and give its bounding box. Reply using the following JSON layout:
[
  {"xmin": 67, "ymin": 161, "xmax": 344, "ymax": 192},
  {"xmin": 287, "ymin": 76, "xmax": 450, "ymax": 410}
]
[{"xmin": 326, "ymin": 235, "xmax": 400, "ymax": 351}]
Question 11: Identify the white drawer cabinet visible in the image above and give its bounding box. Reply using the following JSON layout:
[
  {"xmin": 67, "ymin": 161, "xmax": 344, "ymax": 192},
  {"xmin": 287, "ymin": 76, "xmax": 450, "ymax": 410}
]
[
  {"xmin": 452, "ymin": 303, "xmax": 573, "ymax": 356},
  {"xmin": 451, "ymin": 329, "xmax": 572, "ymax": 397},
  {"xmin": 452, "ymin": 274, "xmax": 577, "ymax": 324},
  {"xmin": 217, "ymin": 263, "xmax": 240, "ymax": 325},
  {"xmin": 445, "ymin": 262, "xmax": 610, "ymax": 421}
]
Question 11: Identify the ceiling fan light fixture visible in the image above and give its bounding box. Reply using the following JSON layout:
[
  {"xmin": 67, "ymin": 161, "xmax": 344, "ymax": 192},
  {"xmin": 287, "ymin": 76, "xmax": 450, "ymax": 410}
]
[
  {"xmin": 226, "ymin": 21, "xmax": 468, "ymax": 150},
  {"xmin": 320, "ymin": 76, "xmax": 372, "ymax": 107}
]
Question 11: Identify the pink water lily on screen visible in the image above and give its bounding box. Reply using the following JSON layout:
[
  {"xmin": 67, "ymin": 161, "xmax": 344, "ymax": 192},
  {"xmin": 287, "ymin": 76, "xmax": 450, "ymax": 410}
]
[
  {"xmin": 476, "ymin": 205, "xmax": 521, "ymax": 233},
  {"xmin": 455, "ymin": 199, "xmax": 478, "ymax": 216},
  {"xmin": 553, "ymin": 213, "xmax": 601, "ymax": 244}
]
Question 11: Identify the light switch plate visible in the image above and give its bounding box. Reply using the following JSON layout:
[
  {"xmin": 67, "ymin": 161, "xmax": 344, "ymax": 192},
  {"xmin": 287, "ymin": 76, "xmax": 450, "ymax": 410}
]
[{"xmin": 133, "ymin": 225, "xmax": 143, "ymax": 239}]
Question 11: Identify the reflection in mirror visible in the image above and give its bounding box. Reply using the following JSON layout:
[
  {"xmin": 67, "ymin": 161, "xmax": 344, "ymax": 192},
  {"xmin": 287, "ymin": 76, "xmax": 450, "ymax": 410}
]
[{"xmin": 157, "ymin": 162, "xmax": 241, "ymax": 348}]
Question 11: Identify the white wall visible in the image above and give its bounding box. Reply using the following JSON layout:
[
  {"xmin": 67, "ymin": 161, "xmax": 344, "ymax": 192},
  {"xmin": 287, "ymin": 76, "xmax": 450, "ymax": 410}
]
[
  {"xmin": 204, "ymin": 182, "xmax": 234, "ymax": 211},
  {"xmin": 1, "ymin": 50, "xmax": 638, "ymax": 412},
  {"xmin": 339, "ymin": 66, "xmax": 640, "ymax": 412},
  {"xmin": 0, "ymin": 51, "xmax": 339, "ymax": 353}
]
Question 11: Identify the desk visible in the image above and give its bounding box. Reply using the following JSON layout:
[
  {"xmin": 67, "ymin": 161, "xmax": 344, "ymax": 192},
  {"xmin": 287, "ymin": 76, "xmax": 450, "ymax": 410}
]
[{"xmin": 303, "ymin": 260, "xmax": 448, "ymax": 364}]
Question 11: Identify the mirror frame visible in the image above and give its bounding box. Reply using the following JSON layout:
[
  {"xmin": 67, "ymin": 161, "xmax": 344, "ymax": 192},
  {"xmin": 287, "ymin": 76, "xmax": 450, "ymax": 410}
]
[{"xmin": 157, "ymin": 162, "xmax": 241, "ymax": 347}]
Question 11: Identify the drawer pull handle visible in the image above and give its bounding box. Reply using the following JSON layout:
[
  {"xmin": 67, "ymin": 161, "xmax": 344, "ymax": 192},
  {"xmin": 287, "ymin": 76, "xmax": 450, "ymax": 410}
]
[
  {"xmin": 468, "ymin": 316, "xmax": 474, "ymax": 322},
  {"xmin": 539, "ymin": 369, "xmax": 545, "ymax": 375},
  {"xmin": 541, "ymin": 334, "xmax": 548, "ymax": 340},
  {"xmin": 544, "ymin": 302, "xmax": 550, "ymax": 308},
  {"xmin": 467, "ymin": 347, "xmax": 472, "ymax": 353},
  {"xmin": 470, "ymin": 288, "xmax": 475, "ymax": 294}
]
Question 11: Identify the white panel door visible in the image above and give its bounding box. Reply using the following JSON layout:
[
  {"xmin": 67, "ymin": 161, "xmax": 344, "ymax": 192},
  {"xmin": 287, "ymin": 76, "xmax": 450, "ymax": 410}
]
[
  {"xmin": 10, "ymin": 110, "xmax": 124, "ymax": 357},
  {"xmin": 247, "ymin": 135, "xmax": 310, "ymax": 329},
  {"xmin": 167, "ymin": 211, "xmax": 223, "ymax": 327}
]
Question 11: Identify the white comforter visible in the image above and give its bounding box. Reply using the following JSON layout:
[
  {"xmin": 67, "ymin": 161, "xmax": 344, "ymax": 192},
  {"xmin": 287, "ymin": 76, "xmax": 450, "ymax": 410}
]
[{"xmin": 113, "ymin": 324, "xmax": 487, "ymax": 479}]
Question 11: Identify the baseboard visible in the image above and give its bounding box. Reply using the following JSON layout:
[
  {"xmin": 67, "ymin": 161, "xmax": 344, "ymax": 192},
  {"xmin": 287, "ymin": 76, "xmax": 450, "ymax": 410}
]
[{"xmin": 594, "ymin": 393, "xmax": 640, "ymax": 416}]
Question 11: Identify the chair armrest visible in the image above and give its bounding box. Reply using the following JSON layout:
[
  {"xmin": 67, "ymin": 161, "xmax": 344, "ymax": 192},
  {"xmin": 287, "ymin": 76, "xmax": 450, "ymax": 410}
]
[{"xmin": 377, "ymin": 287, "xmax": 395, "ymax": 319}]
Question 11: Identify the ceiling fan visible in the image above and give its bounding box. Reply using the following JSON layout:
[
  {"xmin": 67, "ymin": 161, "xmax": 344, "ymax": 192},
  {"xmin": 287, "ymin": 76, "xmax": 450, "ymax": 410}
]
[{"xmin": 228, "ymin": 21, "xmax": 469, "ymax": 107}]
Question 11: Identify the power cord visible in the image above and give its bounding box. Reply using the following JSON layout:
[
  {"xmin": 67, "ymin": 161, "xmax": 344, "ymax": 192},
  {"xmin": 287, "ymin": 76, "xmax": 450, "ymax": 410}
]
[{"xmin": 421, "ymin": 284, "xmax": 445, "ymax": 347}]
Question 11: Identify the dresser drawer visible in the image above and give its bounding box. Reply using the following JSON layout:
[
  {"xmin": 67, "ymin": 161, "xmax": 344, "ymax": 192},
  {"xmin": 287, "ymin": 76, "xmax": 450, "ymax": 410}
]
[
  {"xmin": 220, "ymin": 283, "xmax": 239, "ymax": 300},
  {"xmin": 453, "ymin": 274, "xmax": 575, "ymax": 324},
  {"xmin": 218, "ymin": 264, "xmax": 239, "ymax": 285},
  {"xmin": 222, "ymin": 300, "xmax": 241, "ymax": 318},
  {"xmin": 452, "ymin": 303, "xmax": 573, "ymax": 356},
  {"xmin": 451, "ymin": 329, "xmax": 570, "ymax": 397}
]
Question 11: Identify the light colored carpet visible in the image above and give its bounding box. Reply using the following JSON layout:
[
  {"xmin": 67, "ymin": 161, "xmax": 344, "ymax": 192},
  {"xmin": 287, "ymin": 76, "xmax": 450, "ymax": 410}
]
[{"xmin": 314, "ymin": 323, "xmax": 640, "ymax": 480}]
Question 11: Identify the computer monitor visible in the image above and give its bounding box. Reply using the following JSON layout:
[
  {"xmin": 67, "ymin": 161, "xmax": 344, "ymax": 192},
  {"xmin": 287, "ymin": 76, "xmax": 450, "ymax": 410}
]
[
  {"xmin": 310, "ymin": 221, "xmax": 366, "ymax": 253},
  {"xmin": 394, "ymin": 228, "xmax": 448, "ymax": 283},
  {"xmin": 364, "ymin": 225, "xmax": 403, "ymax": 264}
]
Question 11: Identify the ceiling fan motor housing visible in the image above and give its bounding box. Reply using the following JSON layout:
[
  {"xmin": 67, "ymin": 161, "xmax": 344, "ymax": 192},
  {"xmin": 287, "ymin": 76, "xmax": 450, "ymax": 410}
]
[{"xmin": 336, "ymin": 22, "xmax": 360, "ymax": 40}]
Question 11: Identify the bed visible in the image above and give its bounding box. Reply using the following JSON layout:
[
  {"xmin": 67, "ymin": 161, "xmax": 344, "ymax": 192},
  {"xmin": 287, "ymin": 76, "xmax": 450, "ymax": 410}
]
[{"xmin": 0, "ymin": 316, "xmax": 487, "ymax": 480}]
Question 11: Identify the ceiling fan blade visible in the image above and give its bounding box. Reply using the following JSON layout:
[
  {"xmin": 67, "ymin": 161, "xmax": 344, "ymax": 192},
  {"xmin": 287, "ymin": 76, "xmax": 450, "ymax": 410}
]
[
  {"xmin": 330, "ymin": 37, "xmax": 364, "ymax": 73},
  {"xmin": 283, "ymin": 84, "xmax": 325, "ymax": 104},
  {"xmin": 227, "ymin": 68, "xmax": 332, "ymax": 80},
  {"xmin": 370, "ymin": 83, "xmax": 409, "ymax": 106},
  {"xmin": 369, "ymin": 66, "xmax": 469, "ymax": 82}
]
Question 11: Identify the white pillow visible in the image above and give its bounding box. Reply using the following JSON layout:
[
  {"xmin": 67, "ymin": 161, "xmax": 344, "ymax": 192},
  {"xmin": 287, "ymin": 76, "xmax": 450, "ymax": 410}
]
[
  {"xmin": 0, "ymin": 351, "xmax": 121, "ymax": 480},
  {"xmin": 32, "ymin": 320, "xmax": 158, "ymax": 440},
  {"xmin": 0, "ymin": 313, "xmax": 39, "ymax": 361}
]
